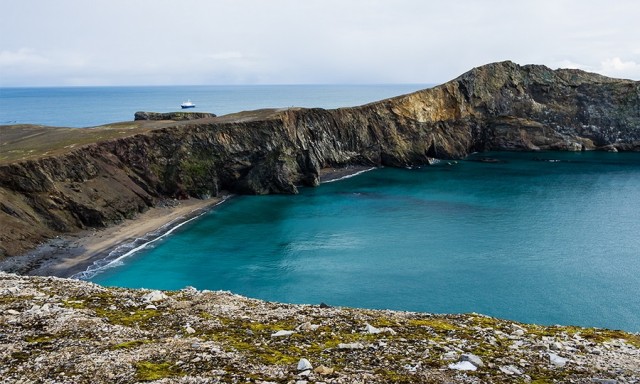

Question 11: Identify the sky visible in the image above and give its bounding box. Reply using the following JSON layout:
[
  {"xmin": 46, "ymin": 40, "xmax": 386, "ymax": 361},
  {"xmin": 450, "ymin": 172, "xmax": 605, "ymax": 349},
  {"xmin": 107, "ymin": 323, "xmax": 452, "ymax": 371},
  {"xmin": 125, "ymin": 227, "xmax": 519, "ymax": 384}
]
[{"xmin": 1, "ymin": 0, "xmax": 639, "ymax": 87}]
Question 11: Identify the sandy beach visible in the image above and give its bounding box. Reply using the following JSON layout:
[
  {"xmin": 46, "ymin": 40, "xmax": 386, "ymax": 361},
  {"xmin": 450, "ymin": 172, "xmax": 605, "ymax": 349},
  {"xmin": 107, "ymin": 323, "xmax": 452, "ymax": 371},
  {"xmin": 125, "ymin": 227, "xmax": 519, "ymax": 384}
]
[
  {"xmin": 0, "ymin": 166, "xmax": 376, "ymax": 279},
  {"xmin": 0, "ymin": 197, "xmax": 226, "ymax": 278}
]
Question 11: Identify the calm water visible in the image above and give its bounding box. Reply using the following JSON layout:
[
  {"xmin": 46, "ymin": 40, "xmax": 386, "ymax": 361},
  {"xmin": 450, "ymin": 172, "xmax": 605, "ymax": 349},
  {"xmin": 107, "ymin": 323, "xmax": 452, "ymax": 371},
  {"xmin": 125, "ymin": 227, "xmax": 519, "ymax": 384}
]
[
  {"xmin": 0, "ymin": 84, "xmax": 428, "ymax": 128},
  {"xmin": 90, "ymin": 151, "xmax": 640, "ymax": 332},
  {"xmin": 4, "ymin": 85, "xmax": 638, "ymax": 331}
]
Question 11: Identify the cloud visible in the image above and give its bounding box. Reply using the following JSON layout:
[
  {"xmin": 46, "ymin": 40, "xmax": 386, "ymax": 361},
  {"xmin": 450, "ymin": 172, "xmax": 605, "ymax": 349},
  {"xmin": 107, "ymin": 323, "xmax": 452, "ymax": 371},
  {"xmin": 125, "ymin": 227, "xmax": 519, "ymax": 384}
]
[
  {"xmin": 0, "ymin": 48, "xmax": 48, "ymax": 67},
  {"xmin": 600, "ymin": 57, "xmax": 640, "ymax": 79},
  {"xmin": 206, "ymin": 52, "xmax": 246, "ymax": 61}
]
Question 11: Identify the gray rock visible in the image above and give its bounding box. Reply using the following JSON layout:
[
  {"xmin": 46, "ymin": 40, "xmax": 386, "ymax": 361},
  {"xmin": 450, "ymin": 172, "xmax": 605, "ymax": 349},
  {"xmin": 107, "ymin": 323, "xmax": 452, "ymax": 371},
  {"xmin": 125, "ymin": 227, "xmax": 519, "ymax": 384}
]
[
  {"xmin": 297, "ymin": 358, "xmax": 313, "ymax": 371},
  {"xmin": 338, "ymin": 342, "xmax": 365, "ymax": 350},
  {"xmin": 142, "ymin": 290, "xmax": 168, "ymax": 303},
  {"xmin": 499, "ymin": 365, "xmax": 524, "ymax": 375},
  {"xmin": 271, "ymin": 330, "xmax": 295, "ymax": 337},
  {"xmin": 448, "ymin": 361, "xmax": 477, "ymax": 371},
  {"xmin": 461, "ymin": 353, "xmax": 484, "ymax": 368},
  {"xmin": 548, "ymin": 353, "xmax": 569, "ymax": 367},
  {"xmin": 591, "ymin": 379, "xmax": 617, "ymax": 384}
]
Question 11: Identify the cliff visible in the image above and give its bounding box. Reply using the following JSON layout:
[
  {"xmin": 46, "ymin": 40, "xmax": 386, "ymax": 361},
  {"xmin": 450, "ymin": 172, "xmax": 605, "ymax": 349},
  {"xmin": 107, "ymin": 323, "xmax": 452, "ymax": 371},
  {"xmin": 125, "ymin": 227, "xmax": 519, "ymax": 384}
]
[
  {"xmin": 1, "ymin": 272, "xmax": 638, "ymax": 383},
  {"xmin": 1, "ymin": 61, "xmax": 639, "ymax": 258}
]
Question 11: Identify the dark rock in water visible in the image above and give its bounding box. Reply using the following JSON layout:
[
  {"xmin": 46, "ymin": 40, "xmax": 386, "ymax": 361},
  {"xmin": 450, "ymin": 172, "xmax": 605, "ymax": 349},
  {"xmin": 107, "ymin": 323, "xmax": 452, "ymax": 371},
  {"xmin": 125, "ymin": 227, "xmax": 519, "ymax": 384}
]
[
  {"xmin": 1, "ymin": 60, "xmax": 639, "ymax": 257},
  {"xmin": 134, "ymin": 111, "xmax": 216, "ymax": 121},
  {"xmin": 468, "ymin": 157, "xmax": 503, "ymax": 163},
  {"xmin": 319, "ymin": 302, "xmax": 332, "ymax": 308}
]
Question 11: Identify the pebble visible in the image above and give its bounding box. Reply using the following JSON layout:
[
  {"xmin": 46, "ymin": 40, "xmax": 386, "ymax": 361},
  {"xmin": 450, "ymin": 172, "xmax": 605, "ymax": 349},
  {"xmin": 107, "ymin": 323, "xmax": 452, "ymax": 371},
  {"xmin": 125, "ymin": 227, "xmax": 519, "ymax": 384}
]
[
  {"xmin": 337, "ymin": 342, "xmax": 365, "ymax": 350},
  {"xmin": 548, "ymin": 353, "xmax": 569, "ymax": 367},
  {"xmin": 314, "ymin": 365, "xmax": 334, "ymax": 375},
  {"xmin": 6, "ymin": 309, "xmax": 20, "ymax": 315},
  {"xmin": 460, "ymin": 353, "xmax": 484, "ymax": 368},
  {"xmin": 142, "ymin": 290, "xmax": 168, "ymax": 302},
  {"xmin": 448, "ymin": 361, "xmax": 477, "ymax": 371},
  {"xmin": 297, "ymin": 358, "xmax": 313, "ymax": 371},
  {"xmin": 499, "ymin": 365, "xmax": 524, "ymax": 375},
  {"xmin": 271, "ymin": 330, "xmax": 295, "ymax": 337}
]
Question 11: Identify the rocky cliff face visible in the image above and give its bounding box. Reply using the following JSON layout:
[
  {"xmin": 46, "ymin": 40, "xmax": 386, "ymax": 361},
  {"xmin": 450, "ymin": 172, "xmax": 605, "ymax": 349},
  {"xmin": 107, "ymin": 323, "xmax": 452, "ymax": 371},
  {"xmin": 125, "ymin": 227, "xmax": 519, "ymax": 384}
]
[{"xmin": 1, "ymin": 61, "xmax": 639, "ymax": 257}]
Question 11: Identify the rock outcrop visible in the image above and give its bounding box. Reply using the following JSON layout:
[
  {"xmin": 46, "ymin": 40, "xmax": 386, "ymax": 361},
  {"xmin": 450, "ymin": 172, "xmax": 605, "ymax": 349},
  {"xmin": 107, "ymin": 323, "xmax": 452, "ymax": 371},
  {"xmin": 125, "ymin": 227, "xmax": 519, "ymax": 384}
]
[
  {"xmin": 134, "ymin": 111, "xmax": 217, "ymax": 121},
  {"xmin": 0, "ymin": 61, "xmax": 639, "ymax": 257},
  {"xmin": 1, "ymin": 271, "xmax": 638, "ymax": 383}
]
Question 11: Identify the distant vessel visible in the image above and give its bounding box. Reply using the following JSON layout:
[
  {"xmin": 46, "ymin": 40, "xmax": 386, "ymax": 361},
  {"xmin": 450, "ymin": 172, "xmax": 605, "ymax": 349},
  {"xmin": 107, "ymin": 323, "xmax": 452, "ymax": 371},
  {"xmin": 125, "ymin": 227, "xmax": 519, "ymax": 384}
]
[{"xmin": 181, "ymin": 100, "xmax": 195, "ymax": 109}]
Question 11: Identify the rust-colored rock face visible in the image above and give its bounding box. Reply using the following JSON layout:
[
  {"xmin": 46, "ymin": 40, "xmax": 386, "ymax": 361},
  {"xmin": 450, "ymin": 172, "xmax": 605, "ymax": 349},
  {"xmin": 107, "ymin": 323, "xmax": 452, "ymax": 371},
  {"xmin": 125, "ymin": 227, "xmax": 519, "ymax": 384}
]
[{"xmin": 1, "ymin": 61, "xmax": 638, "ymax": 257}]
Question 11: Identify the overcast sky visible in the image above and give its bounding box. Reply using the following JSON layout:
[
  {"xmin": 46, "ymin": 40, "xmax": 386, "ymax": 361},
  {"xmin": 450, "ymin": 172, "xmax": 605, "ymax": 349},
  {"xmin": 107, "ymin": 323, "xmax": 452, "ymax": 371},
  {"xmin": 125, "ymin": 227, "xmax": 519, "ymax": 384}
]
[{"xmin": 1, "ymin": 0, "xmax": 639, "ymax": 87}]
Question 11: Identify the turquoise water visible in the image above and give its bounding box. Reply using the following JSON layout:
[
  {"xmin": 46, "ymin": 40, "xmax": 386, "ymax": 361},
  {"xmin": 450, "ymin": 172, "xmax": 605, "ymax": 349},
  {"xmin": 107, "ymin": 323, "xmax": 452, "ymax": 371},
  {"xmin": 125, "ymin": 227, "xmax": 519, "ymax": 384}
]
[
  {"xmin": 0, "ymin": 84, "xmax": 428, "ymax": 128},
  {"xmin": 91, "ymin": 151, "xmax": 640, "ymax": 332}
]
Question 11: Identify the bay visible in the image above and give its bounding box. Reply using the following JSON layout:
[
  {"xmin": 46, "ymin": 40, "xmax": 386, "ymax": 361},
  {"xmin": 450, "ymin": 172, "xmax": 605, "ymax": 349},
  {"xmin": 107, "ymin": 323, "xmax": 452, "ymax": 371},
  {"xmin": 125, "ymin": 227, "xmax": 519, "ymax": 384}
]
[{"xmin": 90, "ymin": 151, "xmax": 640, "ymax": 332}]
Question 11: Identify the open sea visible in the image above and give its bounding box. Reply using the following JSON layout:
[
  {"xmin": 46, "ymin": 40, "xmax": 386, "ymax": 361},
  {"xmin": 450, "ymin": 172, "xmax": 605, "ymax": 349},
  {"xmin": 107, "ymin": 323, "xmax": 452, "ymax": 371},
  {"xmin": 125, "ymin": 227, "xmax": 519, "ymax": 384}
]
[{"xmin": 2, "ymin": 85, "xmax": 639, "ymax": 332}]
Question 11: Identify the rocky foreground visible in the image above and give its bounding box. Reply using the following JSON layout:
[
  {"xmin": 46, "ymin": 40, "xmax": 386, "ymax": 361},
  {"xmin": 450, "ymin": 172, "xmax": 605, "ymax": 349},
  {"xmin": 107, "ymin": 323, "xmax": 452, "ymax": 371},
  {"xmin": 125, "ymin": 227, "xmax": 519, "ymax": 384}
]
[{"xmin": 1, "ymin": 272, "xmax": 638, "ymax": 383}]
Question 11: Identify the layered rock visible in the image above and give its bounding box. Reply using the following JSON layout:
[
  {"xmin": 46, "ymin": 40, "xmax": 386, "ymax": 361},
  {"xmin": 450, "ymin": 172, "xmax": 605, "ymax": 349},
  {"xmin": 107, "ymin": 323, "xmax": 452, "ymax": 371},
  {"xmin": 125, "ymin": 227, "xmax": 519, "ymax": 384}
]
[
  {"xmin": 134, "ymin": 111, "xmax": 217, "ymax": 121},
  {"xmin": 0, "ymin": 61, "xmax": 638, "ymax": 258}
]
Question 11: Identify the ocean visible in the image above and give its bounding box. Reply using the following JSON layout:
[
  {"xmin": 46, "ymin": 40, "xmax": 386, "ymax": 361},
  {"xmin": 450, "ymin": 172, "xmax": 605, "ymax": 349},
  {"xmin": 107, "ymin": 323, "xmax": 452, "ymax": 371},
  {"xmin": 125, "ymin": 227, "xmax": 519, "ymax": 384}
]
[
  {"xmin": 0, "ymin": 84, "xmax": 429, "ymax": 128},
  {"xmin": 2, "ymin": 85, "xmax": 639, "ymax": 332}
]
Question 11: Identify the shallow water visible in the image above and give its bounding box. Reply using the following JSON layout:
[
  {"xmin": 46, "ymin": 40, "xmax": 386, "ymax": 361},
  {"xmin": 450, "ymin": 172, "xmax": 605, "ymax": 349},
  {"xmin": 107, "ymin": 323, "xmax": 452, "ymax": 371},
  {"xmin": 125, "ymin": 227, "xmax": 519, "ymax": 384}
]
[{"xmin": 91, "ymin": 151, "xmax": 640, "ymax": 332}]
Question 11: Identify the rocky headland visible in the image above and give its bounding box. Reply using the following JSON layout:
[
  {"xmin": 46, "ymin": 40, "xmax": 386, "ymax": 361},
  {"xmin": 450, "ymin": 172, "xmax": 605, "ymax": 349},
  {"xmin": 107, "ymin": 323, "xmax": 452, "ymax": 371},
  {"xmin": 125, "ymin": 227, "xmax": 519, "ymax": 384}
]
[
  {"xmin": 0, "ymin": 61, "xmax": 639, "ymax": 383},
  {"xmin": 1, "ymin": 60, "xmax": 639, "ymax": 259}
]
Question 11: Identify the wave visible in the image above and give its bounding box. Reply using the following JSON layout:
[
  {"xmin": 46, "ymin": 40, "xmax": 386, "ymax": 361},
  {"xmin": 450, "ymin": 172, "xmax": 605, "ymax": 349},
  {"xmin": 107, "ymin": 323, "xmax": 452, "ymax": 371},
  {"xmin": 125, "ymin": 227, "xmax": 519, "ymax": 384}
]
[
  {"xmin": 71, "ymin": 197, "xmax": 230, "ymax": 280},
  {"xmin": 322, "ymin": 167, "xmax": 377, "ymax": 183}
]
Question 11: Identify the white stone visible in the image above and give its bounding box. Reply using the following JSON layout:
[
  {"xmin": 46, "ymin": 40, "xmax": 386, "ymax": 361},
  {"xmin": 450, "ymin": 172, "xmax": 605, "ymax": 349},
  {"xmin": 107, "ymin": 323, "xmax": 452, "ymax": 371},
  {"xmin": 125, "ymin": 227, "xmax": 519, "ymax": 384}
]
[
  {"xmin": 145, "ymin": 304, "xmax": 157, "ymax": 310},
  {"xmin": 448, "ymin": 361, "xmax": 477, "ymax": 371},
  {"xmin": 442, "ymin": 351, "xmax": 458, "ymax": 361},
  {"xmin": 142, "ymin": 290, "xmax": 168, "ymax": 302},
  {"xmin": 185, "ymin": 326, "xmax": 196, "ymax": 334},
  {"xmin": 296, "ymin": 322, "xmax": 320, "ymax": 332},
  {"xmin": 271, "ymin": 330, "xmax": 295, "ymax": 337},
  {"xmin": 337, "ymin": 342, "xmax": 365, "ymax": 350},
  {"xmin": 499, "ymin": 365, "xmax": 524, "ymax": 375},
  {"xmin": 364, "ymin": 323, "xmax": 381, "ymax": 334},
  {"xmin": 461, "ymin": 353, "xmax": 484, "ymax": 368},
  {"xmin": 6, "ymin": 309, "xmax": 20, "ymax": 315},
  {"xmin": 297, "ymin": 358, "xmax": 313, "ymax": 371},
  {"xmin": 548, "ymin": 353, "xmax": 568, "ymax": 367}
]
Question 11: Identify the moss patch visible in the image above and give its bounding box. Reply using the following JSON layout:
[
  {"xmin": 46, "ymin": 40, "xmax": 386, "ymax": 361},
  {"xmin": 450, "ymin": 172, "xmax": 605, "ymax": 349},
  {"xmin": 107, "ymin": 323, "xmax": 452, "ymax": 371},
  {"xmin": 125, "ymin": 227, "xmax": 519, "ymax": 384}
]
[{"xmin": 134, "ymin": 361, "xmax": 184, "ymax": 381}]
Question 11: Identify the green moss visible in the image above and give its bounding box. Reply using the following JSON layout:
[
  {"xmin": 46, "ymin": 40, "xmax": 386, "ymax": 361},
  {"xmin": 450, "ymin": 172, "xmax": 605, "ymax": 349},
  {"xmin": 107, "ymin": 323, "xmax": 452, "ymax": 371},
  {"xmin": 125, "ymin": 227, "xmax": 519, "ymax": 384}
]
[
  {"xmin": 95, "ymin": 308, "xmax": 160, "ymax": 327},
  {"xmin": 10, "ymin": 351, "xmax": 30, "ymax": 362},
  {"xmin": 134, "ymin": 361, "xmax": 183, "ymax": 381},
  {"xmin": 199, "ymin": 311, "xmax": 214, "ymax": 320},
  {"xmin": 0, "ymin": 295, "xmax": 33, "ymax": 305},
  {"xmin": 26, "ymin": 335, "xmax": 55, "ymax": 343},
  {"xmin": 62, "ymin": 300, "xmax": 87, "ymax": 309},
  {"xmin": 407, "ymin": 318, "xmax": 458, "ymax": 332},
  {"xmin": 111, "ymin": 339, "xmax": 151, "ymax": 350}
]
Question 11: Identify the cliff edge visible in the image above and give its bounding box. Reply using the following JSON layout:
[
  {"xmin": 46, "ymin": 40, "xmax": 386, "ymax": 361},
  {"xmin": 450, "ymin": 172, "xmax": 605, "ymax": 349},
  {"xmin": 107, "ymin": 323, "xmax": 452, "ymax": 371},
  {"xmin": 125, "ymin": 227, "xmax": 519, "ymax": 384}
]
[{"xmin": 1, "ymin": 61, "xmax": 639, "ymax": 258}]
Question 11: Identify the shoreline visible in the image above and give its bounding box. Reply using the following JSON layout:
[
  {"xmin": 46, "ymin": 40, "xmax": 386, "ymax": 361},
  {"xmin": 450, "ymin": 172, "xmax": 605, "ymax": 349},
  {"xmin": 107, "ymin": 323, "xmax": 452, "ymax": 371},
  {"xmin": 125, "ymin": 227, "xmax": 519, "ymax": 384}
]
[
  {"xmin": 0, "ymin": 196, "xmax": 228, "ymax": 279},
  {"xmin": 0, "ymin": 166, "xmax": 375, "ymax": 279}
]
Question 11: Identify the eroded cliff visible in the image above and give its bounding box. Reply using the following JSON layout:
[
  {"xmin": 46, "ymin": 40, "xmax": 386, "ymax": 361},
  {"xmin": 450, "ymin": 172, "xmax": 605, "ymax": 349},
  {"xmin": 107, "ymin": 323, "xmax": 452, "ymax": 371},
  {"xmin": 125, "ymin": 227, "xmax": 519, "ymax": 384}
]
[{"xmin": 1, "ymin": 61, "xmax": 639, "ymax": 258}]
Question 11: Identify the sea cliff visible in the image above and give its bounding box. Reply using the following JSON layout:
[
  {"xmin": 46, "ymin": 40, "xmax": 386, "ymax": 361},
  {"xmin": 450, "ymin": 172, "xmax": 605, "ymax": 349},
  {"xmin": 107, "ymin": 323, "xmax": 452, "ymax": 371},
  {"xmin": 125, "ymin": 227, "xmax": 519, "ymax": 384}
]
[{"xmin": 1, "ymin": 60, "xmax": 639, "ymax": 258}]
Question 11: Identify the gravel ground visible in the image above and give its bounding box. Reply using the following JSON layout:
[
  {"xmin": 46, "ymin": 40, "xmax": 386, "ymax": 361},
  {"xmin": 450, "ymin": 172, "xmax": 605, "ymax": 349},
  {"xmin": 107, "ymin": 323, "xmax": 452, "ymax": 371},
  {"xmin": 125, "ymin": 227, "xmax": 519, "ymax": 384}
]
[{"xmin": 1, "ymin": 272, "xmax": 638, "ymax": 383}]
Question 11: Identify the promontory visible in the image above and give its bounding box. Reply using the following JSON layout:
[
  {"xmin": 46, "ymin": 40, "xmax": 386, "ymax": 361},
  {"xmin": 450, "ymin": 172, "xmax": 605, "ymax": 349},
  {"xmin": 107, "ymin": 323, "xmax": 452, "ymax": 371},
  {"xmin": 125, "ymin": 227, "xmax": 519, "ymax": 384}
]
[{"xmin": 1, "ymin": 61, "xmax": 639, "ymax": 383}]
